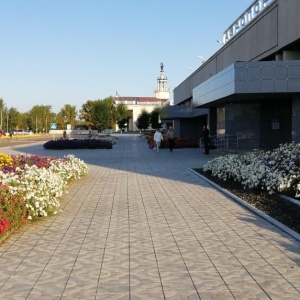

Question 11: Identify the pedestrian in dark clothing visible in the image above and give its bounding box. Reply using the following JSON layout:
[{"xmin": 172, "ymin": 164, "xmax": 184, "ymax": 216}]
[
  {"xmin": 202, "ymin": 125, "xmax": 210, "ymax": 154},
  {"xmin": 63, "ymin": 130, "xmax": 67, "ymax": 139},
  {"xmin": 166, "ymin": 126, "xmax": 175, "ymax": 152}
]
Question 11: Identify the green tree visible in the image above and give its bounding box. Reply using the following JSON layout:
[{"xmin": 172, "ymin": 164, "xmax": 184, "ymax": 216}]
[
  {"xmin": 57, "ymin": 104, "xmax": 77, "ymax": 130},
  {"xmin": 0, "ymin": 98, "xmax": 6, "ymax": 130},
  {"xmin": 150, "ymin": 107, "xmax": 160, "ymax": 129},
  {"xmin": 91, "ymin": 97, "xmax": 115, "ymax": 132},
  {"xmin": 116, "ymin": 103, "xmax": 130, "ymax": 131},
  {"xmin": 8, "ymin": 107, "xmax": 21, "ymax": 130},
  {"xmin": 79, "ymin": 100, "xmax": 95, "ymax": 128},
  {"xmin": 0, "ymin": 98, "xmax": 4, "ymax": 111},
  {"xmin": 19, "ymin": 112, "xmax": 31, "ymax": 130},
  {"xmin": 159, "ymin": 106, "xmax": 168, "ymax": 120},
  {"xmin": 136, "ymin": 109, "xmax": 150, "ymax": 131},
  {"xmin": 29, "ymin": 105, "xmax": 54, "ymax": 133}
]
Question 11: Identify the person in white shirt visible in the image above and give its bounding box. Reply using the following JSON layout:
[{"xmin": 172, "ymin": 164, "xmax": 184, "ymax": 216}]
[{"xmin": 153, "ymin": 129, "xmax": 163, "ymax": 152}]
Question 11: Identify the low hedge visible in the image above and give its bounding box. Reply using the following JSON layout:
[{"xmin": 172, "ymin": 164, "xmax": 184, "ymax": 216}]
[
  {"xmin": 147, "ymin": 136, "xmax": 199, "ymax": 149},
  {"xmin": 43, "ymin": 138, "xmax": 113, "ymax": 150}
]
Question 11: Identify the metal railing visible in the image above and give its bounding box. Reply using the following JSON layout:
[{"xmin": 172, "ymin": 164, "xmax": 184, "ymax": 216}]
[{"xmin": 199, "ymin": 134, "xmax": 239, "ymax": 150}]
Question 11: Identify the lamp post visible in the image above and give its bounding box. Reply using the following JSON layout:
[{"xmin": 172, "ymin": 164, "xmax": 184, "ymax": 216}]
[
  {"xmin": 46, "ymin": 116, "xmax": 48, "ymax": 134},
  {"xmin": 36, "ymin": 115, "xmax": 38, "ymax": 133},
  {"xmin": 6, "ymin": 113, "xmax": 9, "ymax": 133}
]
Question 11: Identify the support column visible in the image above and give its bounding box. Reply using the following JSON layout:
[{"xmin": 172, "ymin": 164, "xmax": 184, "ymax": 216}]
[{"xmin": 292, "ymin": 96, "xmax": 300, "ymax": 143}]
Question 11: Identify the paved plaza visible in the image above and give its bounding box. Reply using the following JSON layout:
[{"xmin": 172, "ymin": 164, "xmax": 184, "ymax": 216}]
[{"xmin": 0, "ymin": 135, "xmax": 300, "ymax": 299}]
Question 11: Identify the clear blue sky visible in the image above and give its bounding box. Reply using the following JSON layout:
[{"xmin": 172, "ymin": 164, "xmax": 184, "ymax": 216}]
[{"xmin": 0, "ymin": 0, "xmax": 252, "ymax": 113}]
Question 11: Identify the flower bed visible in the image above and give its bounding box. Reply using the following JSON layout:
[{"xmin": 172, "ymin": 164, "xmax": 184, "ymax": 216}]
[
  {"xmin": 203, "ymin": 142, "xmax": 300, "ymax": 198},
  {"xmin": 196, "ymin": 142, "xmax": 300, "ymax": 234},
  {"xmin": 0, "ymin": 153, "xmax": 88, "ymax": 240},
  {"xmin": 194, "ymin": 168, "xmax": 300, "ymax": 234},
  {"xmin": 43, "ymin": 138, "xmax": 114, "ymax": 150}
]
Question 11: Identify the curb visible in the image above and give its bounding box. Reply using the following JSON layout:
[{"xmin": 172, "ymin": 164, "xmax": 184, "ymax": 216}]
[
  {"xmin": 189, "ymin": 168, "xmax": 300, "ymax": 242},
  {"xmin": 280, "ymin": 194, "xmax": 300, "ymax": 207}
]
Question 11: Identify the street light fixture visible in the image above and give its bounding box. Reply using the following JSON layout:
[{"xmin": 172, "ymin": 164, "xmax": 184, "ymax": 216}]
[{"xmin": 198, "ymin": 55, "xmax": 206, "ymax": 64}]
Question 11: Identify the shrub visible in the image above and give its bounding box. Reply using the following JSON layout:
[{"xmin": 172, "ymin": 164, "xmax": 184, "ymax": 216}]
[
  {"xmin": 173, "ymin": 137, "xmax": 199, "ymax": 148},
  {"xmin": 147, "ymin": 136, "xmax": 198, "ymax": 149},
  {"xmin": 43, "ymin": 138, "xmax": 113, "ymax": 150}
]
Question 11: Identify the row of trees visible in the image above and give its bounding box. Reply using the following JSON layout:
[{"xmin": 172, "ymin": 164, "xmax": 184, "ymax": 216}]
[
  {"xmin": 135, "ymin": 108, "xmax": 161, "ymax": 131},
  {"xmin": 0, "ymin": 98, "xmax": 77, "ymax": 133},
  {"xmin": 0, "ymin": 96, "xmax": 164, "ymax": 133},
  {"xmin": 79, "ymin": 98, "xmax": 163, "ymax": 131},
  {"xmin": 79, "ymin": 97, "xmax": 131, "ymax": 131},
  {"xmin": 0, "ymin": 97, "xmax": 135, "ymax": 133}
]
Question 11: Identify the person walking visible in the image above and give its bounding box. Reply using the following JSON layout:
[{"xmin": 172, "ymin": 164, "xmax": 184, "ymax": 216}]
[
  {"xmin": 202, "ymin": 125, "xmax": 210, "ymax": 154},
  {"xmin": 153, "ymin": 129, "xmax": 163, "ymax": 152},
  {"xmin": 166, "ymin": 126, "xmax": 175, "ymax": 152}
]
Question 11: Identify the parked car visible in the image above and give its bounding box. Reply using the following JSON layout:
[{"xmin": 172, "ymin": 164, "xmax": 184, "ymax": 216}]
[
  {"xmin": 0, "ymin": 130, "xmax": 6, "ymax": 136},
  {"xmin": 13, "ymin": 129, "xmax": 25, "ymax": 135},
  {"xmin": 13, "ymin": 129, "xmax": 33, "ymax": 135}
]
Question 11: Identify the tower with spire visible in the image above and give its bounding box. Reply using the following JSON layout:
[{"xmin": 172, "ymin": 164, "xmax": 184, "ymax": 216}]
[
  {"xmin": 113, "ymin": 63, "xmax": 170, "ymax": 131},
  {"xmin": 155, "ymin": 62, "xmax": 170, "ymax": 100}
]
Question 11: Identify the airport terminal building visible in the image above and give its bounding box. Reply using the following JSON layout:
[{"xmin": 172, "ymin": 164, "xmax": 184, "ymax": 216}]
[{"xmin": 169, "ymin": 0, "xmax": 300, "ymax": 149}]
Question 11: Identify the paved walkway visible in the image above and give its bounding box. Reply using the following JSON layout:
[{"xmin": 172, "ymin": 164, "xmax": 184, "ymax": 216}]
[{"xmin": 0, "ymin": 135, "xmax": 299, "ymax": 299}]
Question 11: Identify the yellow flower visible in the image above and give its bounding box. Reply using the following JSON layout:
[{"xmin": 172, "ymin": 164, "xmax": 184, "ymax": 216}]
[{"xmin": 0, "ymin": 152, "xmax": 13, "ymax": 167}]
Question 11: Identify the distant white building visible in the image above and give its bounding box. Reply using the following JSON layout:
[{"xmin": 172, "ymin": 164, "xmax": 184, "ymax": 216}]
[{"xmin": 114, "ymin": 63, "xmax": 170, "ymax": 131}]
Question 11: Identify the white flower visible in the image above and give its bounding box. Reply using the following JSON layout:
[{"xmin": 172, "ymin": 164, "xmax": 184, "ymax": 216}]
[
  {"xmin": 0, "ymin": 154, "xmax": 88, "ymax": 220},
  {"xmin": 202, "ymin": 142, "xmax": 300, "ymax": 197}
]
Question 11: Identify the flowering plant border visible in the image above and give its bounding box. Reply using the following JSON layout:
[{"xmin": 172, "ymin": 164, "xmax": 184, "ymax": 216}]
[
  {"xmin": 0, "ymin": 153, "xmax": 88, "ymax": 240},
  {"xmin": 203, "ymin": 142, "xmax": 300, "ymax": 198}
]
